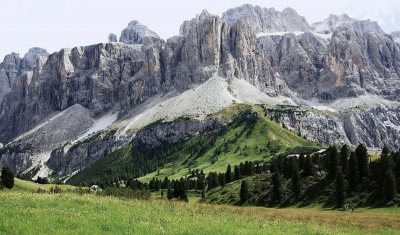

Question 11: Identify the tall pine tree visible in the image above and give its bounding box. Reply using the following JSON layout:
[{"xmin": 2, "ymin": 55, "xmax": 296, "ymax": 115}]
[
  {"xmin": 240, "ymin": 180, "xmax": 250, "ymax": 203},
  {"xmin": 355, "ymin": 144, "xmax": 369, "ymax": 182},
  {"xmin": 347, "ymin": 152, "xmax": 358, "ymax": 192},
  {"xmin": 291, "ymin": 157, "xmax": 301, "ymax": 197},
  {"xmin": 327, "ymin": 146, "xmax": 339, "ymax": 180},
  {"xmin": 272, "ymin": 172, "xmax": 284, "ymax": 202},
  {"xmin": 340, "ymin": 145, "xmax": 349, "ymax": 175},
  {"xmin": 383, "ymin": 170, "xmax": 397, "ymax": 202},
  {"xmin": 335, "ymin": 168, "xmax": 347, "ymax": 206},
  {"xmin": 225, "ymin": 164, "xmax": 233, "ymax": 184}
]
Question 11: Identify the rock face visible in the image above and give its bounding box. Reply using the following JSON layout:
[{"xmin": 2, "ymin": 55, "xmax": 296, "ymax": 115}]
[
  {"xmin": 1, "ymin": 5, "xmax": 400, "ymax": 175},
  {"xmin": 48, "ymin": 134, "xmax": 130, "ymax": 176},
  {"xmin": 20, "ymin": 47, "xmax": 49, "ymax": 73},
  {"xmin": 119, "ymin": 20, "xmax": 161, "ymax": 44},
  {"xmin": 222, "ymin": 4, "xmax": 311, "ymax": 33},
  {"xmin": 391, "ymin": 31, "xmax": 400, "ymax": 38},
  {"xmin": 48, "ymin": 119, "xmax": 224, "ymax": 175},
  {"xmin": 0, "ymin": 48, "xmax": 48, "ymax": 103},
  {"xmin": 265, "ymin": 105, "xmax": 400, "ymax": 149},
  {"xmin": 108, "ymin": 33, "xmax": 118, "ymax": 42},
  {"xmin": 312, "ymin": 14, "xmax": 384, "ymax": 34},
  {"xmin": 257, "ymin": 25, "xmax": 400, "ymax": 101}
]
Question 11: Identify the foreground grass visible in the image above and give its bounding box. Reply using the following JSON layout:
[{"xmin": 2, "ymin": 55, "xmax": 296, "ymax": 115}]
[{"xmin": 0, "ymin": 191, "xmax": 399, "ymax": 234}]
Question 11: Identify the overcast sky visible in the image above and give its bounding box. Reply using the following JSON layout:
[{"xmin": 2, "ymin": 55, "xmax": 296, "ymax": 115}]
[{"xmin": 1, "ymin": 0, "xmax": 399, "ymax": 60}]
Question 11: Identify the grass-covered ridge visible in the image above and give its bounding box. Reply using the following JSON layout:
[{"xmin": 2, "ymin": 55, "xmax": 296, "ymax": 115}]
[{"xmin": 68, "ymin": 104, "xmax": 319, "ymax": 186}]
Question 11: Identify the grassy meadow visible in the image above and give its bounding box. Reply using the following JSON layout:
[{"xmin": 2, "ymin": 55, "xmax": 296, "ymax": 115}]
[
  {"xmin": 1, "ymin": 180, "xmax": 399, "ymax": 235},
  {"xmin": 1, "ymin": 191, "xmax": 399, "ymax": 235}
]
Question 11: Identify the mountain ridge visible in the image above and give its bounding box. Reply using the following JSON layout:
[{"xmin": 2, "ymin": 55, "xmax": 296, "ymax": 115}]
[{"xmin": 1, "ymin": 4, "xmax": 400, "ymax": 178}]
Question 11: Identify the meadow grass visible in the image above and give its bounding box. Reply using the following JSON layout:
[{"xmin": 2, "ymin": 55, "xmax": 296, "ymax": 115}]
[
  {"xmin": 12, "ymin": 178, "xmax": 81, "ymax": 192},
  {"xmin": 1, "ymin": 188, "xmax": 399, "ymax": 235}
]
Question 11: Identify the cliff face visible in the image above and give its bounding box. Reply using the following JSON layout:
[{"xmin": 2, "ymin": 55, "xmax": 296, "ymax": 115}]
[
  {"xmin": 312, "ymin": 14, "xmax": 384, "ymax": 34},
  {"xmin": 1, "ymin": 4, "xmax": 400, "ymax": 175},
  {"xmin": 265, "ymin": 105, "xmax": 400, "ymax": 149},
  {"xmin": 221, "ymin": 4, "xmax": 311, "ymax": 33}
]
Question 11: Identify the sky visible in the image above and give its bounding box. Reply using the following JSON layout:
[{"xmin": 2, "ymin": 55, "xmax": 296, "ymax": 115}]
[{"xmin": 0, "ymin": 0, "xmax": 399, "ymax": 61}]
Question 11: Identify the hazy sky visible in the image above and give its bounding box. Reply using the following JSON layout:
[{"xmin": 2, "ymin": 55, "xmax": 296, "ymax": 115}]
[{"xmin": 0, "ymin": 0, "xmax": 399, "ymax": 60}]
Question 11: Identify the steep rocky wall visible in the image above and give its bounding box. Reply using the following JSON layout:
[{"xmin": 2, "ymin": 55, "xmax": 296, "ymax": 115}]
[
  {"xmin": 265, "ymin": 106, "xmax": 400, "ymax": 149},
  {"xmin": 48, "ymin": 135, "xmax": 130, "ymax": 176}
]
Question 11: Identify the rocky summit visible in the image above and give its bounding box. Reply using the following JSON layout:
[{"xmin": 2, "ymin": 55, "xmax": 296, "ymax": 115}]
[{"xmin": 0, "ymin": 4, "xmax": 400, "ymax": 177}]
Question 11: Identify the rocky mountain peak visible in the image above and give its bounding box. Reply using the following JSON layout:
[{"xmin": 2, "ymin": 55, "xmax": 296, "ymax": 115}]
[
  {"xmin": 119, "ymin": 20, "xmax": 160, "ymax": 44},
  {"xmin": 179, "ymin": 10, "xmax": 217, "ymax": 36},
  {"xmin": 221, "ymin": 4, "xmax": 311, "ymax": 34},
  {"xmin": 312, "ymin": 13, "xmax": 384, "ymax": 34},
  {"xmin": 20, "ymin": 47, "xmax": 49, "ymax": 72},
  {"xmin": 108, "ymin": 33, "xmax": 118, "ymax": 42}
]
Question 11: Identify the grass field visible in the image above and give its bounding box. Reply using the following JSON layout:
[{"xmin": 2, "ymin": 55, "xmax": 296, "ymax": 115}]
[
  {"xmin": 1, "ymin": 188, "xmax": 399, "ymax": 235},
  {"xmin": 12, "ymin": 178, "xmax": 82, "ymax": 192},
  {"xmin": 1, "ymin": 179, "xmax": 399, "ymax": 235}
]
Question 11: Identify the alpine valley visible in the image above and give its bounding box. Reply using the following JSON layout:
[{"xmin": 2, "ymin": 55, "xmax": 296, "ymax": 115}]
[{"xmin": 1, "ymin": 3, "xmax": 400, "ymax": 184}]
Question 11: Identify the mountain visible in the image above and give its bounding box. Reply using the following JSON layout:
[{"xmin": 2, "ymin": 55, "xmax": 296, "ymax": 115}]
[
  {"xmin": 312, "ymin": 14, "xmax": 384, "ymax": 34},
  {"xmin": 1, "ymin": 4, "xmax": 400, "ymax": 180}
]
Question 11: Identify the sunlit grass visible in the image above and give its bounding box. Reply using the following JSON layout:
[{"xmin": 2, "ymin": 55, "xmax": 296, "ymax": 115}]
[{"xmin": 0, "ymin": 189, "xmax": 398, "ymax": 235}]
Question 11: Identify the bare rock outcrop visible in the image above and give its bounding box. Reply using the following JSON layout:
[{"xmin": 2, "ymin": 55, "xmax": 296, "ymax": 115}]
[
  {"xmin": 312, "ymin": 14, "xmax": 384, "ymax": 34},
  {"xmin": 119, "ymin": 20, "xmax": 160, "ymax": 44},
  {"xmin": 221, "ymin": 4, "xmax": 311, "ymax": 33},
  {"xmin": 108, "ymin": 33, "xmax": 118, "ymax": 42}
]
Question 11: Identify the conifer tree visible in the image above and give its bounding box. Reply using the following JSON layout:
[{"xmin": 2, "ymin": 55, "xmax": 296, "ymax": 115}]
[
  {"xmin": 383, "ymin": 170, "xmax": 397, "ymax": 202},
  {"xmin": 327, "ymin": 146, "xmax": 339, "ymax": 180},
  {"xmin": 272, "ymin": 172, "xmax": 284, "ymax": 201},
  {"xmin": 1, "ymin": 166, "xmax": 14, "ymax": 189},
  {"xmin": 240, "ymin": 180, "xmax": 250, "ymax": 202},
  {"xmin": 347, "ymin": 152, "xmax": 358, "ymax": 191},
  {"xmin": 303, "ymin": 155, "xmax": 314, "ymax": 177},
  {"xmin": 379, "ymin": 146, "xmax": 395, "ymax": 189},
  {"xmin": 335, "ymin": 168, "xmax": 347, "ymax": 206},
  {"xmin": 291, "ymin": 158, "xmax": 301, "ymax": 197},
  {"xmin": 355, "ymin": 144, "xmax": 369, "ymax": 181},
  {"xmin": 226, "ymin": 164, "xmax": 233, "ymax": 184},
  {"xmin": 340, "ymin": 145, "xmax": 349, "ymax": 175},
  {"xmin": 167, "ymin": 187, "xmax": 174, "ymax": 200}
]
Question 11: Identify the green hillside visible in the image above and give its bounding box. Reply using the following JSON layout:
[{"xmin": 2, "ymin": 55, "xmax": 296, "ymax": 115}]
[
  {"xmin": 8, "ymin": 178, "xmax": 79, "ymax": 192},
  {"xmin": 68, "ymin": 104, "xmax": 320, "ymax": 186}
]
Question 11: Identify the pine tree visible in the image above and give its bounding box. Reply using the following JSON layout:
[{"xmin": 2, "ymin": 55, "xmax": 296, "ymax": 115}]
[
  {"xmin": 225, "ymin": 164, "xmax": 233, "ymax": 184},
  {"xmin": 298, "ymin": 154, "xmax": 305, "ymax": 171},
  {"xmin": 167, "ymin": 187, "xmax": 174, "ymax": 200},
  {"xmin": 327, "ymin": 146, "xmax": 339, "ymax": 180},
  {"xmin": 340, "ymin": 145, "xmax": 349, "ymax": 175},
  {"xmin": 383, "ymin": 170, "xmax": 397, "ymax": 202},
  {"xmin": 303, "ymin": 155, "xmax": 314, "ymax": 177},
  {"xmin": 335, "ymin": 168, "xmax": 347, "ymax": 206},
  {"xmin": 291, "ymin": 158, "xmax": 301, "ymax": 197},
  {"xmin": 347, "ymin": 152, "xmax": 358, "ymax": 191},
  {"xmin": 379, "ymin": 146, "xmax": 395, "ymax": 189},
  {"xmin": 272, "ymin": 172, "xmax": 284, "ymax": 201},
  {"xmin": 240, "ymin": 180, "xmax": 250, "ymax": 202},
  {"xmin": 1, "ymin": 166, "xmax": 14, "ymax": 189},
  {"xmin": 355, "ymin": 144, "xmax": 369, "ymax": 181}
]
